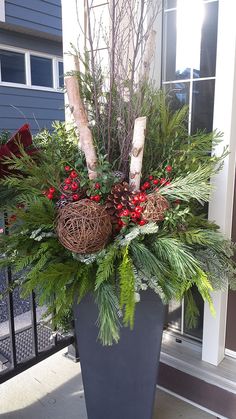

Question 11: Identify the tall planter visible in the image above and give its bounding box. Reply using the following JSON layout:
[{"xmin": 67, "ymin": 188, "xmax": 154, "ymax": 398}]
[{"xmin": 73, "ymin": 290, "xmax": 164, "ymax": 419}]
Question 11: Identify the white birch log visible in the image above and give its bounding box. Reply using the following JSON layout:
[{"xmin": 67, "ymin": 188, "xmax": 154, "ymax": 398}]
[
  {"xmin": 129, "ymin": 116, "xmax": 147, "ymax": 191},
  {"xmin": 65, "ymin": 57, "xmax": 98, "ymax": 180}
]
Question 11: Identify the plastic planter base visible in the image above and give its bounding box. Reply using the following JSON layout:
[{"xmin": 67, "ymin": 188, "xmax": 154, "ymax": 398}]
[{"xmin": 73, "ymin": 290, "xmax": 164, "ymax": 419}]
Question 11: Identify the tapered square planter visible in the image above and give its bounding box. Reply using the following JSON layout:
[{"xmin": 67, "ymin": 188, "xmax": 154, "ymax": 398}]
[{"xmin": 73, "ymin": 290, "xmax": 164, "ymax": 419}]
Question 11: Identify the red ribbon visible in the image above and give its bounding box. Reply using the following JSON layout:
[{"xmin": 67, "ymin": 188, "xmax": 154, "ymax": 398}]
[{"xmin": 0, "ymin": 124, "xmax": 35, "ymax": 178}]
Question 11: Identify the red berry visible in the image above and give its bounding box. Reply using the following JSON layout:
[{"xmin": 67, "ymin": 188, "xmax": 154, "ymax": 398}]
[
  {"xmin": 60, "ymin": 194, "xmax": 66, "ymax": 199},
  {"xmin": 149, "ymin": 175, "xmax": 153, "ymax": 180},
  {"xmin": 70, "ymin": 170, "xmax": 78, "ymax": 179},
  {"xmin": 122, "ymin": 209, "xmax": 130, "ymax": 217},
  {"xmin": 174, "ymin": 199, "xmax": 181, "ymax": 205},
  {"xmin": 131, "ymin": 211, "xmax": 138, "ymax": 219},
  {"xmin": 47, "ymin": 193, "xmax": 54, "ymax": 200},
  {"xmin": 143, "ymin": 181, "xmax": 151, "ymax": 189},
  {"xmin": 64, "ymin": 166, "xmax": 70, "ymax": 171},
  {"xmin": 165, "ymin": 181, "xmax": 171, "ymax": 186},
  {"xmin": 95, "ymin": 182, "xmax": 101, "ymax": 189},
  {"xmin": 160, "ymin": 178, "xmax": 167, "ymax": 185},
  {"xmin": 139, "ymin": 193, "xmax": 147, "ymax": 203},
  {"xmin": 71, "ymin": 182, "xmax": 79, "ymax": 191},
  {"xmin": 155, "ymin": 187, "xmax": 159, "ymax": 192},
  {"xmin": 49, "ymin": 187, "xmax": 56, "ymax": 193},
  {"xmin": 94, "ymin": 195, "xmax": 101, "ymax": 202},
  {"xmin": 166, "ymin": 165, "xmax": 172, "ymax": 173},
  {"xmin": 90, "ymin": 196, "xmax": 95, "ymax": 200},
  {"xmin": 135, "ymin": 205, "xmax": 143, "ymax": 213},
  {"xmin": 139, "ymin": 220, "xmax": 146, "ymax": 226},
  {"xmin": 133, "ymin": 195, "xmax": 140, "ymax": 203},
  {"xmin": 117, "ymin": 204, "xmax": 123, "ymax": 210},
  {"xmin": 141, "ymin": 185, "xmax": 146, "ymax": 191},
  {"xmin": 63, "ymin": 185, "xmax": 69, "ymax": 191},
  {"xmin": 118, "ymin": 219, "xmax": 125, "ymax": 227},
  {"xmin": 72, "ymin": 194, "xmax": 80, "ymax": 201},
  {"xmin": 65, "ymin": 178, "xmax": 72, "ymax": 185},
  {"xmin": 153, "ymin": 179, "xmax": 159, "ymax": 185}
]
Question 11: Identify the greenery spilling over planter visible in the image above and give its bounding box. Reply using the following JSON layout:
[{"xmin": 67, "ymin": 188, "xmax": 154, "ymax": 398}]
[{"xmin": 0, "ymin": 92, "xmax": 236, "ymax": 345}]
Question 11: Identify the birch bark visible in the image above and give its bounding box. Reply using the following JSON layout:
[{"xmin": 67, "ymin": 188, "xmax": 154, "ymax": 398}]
[{"xmin": 129, "ymin": 117, "xmax": 147, "ymax": 191}]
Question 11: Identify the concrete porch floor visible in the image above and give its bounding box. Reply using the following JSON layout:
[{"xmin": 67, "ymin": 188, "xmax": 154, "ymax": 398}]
[{"xmin": 0, "ymin": 350, "xmax": 217, "ymax": 419}]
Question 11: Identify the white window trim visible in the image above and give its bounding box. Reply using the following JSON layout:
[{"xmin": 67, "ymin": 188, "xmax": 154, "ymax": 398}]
[
  {"xmin": 0, "ymin": 0, "xmax": 5, "ymax": 22},
  {"xmin": 0, "ymin": 44, "xmax": 64, "ymax": 92}
]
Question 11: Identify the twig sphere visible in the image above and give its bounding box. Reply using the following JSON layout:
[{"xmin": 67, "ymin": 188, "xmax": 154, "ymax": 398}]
[
  {"xmin": 143, "ymin": 193, "xmax": 169, "ymax": 222},
  {"xmin": 56, "ymin": 199, "xmax": 112, "ymax": 254}
]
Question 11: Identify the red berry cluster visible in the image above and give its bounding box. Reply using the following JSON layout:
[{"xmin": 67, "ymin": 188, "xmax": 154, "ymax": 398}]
[
  {"xmin": 62, "ymin": 167, "xmax": 81, "ymax": 201},
  {"xmin": 43, "ymin": 187, "xmax": 56, "ymax": 200},
  {"xmin": 90, "ymin": 182, "xmax": 101, "ymax": 202},
  {"xmin": 140, "ymin": 167, "xmax": 172, "ymax": 192},
  {"xmin": 116, "ymin": 192, "xmax": 148, "ymax": 229}
]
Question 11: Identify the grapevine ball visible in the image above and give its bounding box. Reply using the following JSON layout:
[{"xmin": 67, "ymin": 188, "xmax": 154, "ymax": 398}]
[{"xmin": 56, "ymin": 199, "xmax": 112, "ymax": 254}]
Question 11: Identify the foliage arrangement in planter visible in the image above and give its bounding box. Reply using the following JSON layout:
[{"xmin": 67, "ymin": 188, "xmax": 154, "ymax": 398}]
[{"xmin": 1, "ymin": 110, "xmax": 235, "ymax": 344}]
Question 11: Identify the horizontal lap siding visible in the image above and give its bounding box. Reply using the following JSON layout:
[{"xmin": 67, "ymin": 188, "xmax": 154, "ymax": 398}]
[
  {"xmin": 0, "ymin": 87, "xmax": 65, "ymax": 134},
  {"xmin": 5, "ymin": 0, "xmax": 62, "ymax": 37},
  {"xmin": 0, "ymin": 29, "xmax": 63, "ymax": 57}
]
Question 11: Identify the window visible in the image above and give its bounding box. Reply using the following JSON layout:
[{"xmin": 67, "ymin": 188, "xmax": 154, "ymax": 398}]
[
  {"xmin": 162, "ymin": 0, "xmax": 219, "ymax": 340},
  {"xmin": 58, "ymin": 61, "xmax": 64, "ymax": 88},
  {"xmin": 0, "ymin": 49, "xmax": 25, "ymax": 84},
  {"xmin": 30, "ymin": 55, "xmax": 53, "ymax": 88},
  {"xmin": 0, "ymin": 46, "xmax": 63, "ymax": 91}
]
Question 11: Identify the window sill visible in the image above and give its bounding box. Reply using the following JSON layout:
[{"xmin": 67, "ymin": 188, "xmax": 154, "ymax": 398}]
[
  {"xmin": 0, "ymin": 82, "xmax": 64, "ymax": 93},
  {"xmin": 161, "ymin": 330, "xmax": 236, "ymax": 394}
]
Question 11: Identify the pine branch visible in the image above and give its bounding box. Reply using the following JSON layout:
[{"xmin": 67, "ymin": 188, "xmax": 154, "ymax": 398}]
[
  {"xmin": 159, "ymin": 165, "xmax": 215, "ymax": 203},
  {"xmin": 152, "ymin": 237, "xmax": 202, "ymax": 280},
  {"xmin": 95, "ymin": 283, "xmax": 121, "ymax": 346}
]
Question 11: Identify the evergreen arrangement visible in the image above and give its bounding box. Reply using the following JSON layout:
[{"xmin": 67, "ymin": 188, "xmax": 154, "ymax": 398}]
[{"xmin": 0, "ymin": 93, "xmax": 235, "ymax": 345}]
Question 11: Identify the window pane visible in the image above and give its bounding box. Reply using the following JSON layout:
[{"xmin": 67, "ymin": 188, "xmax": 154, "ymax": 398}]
[
  {"xmin": 167, "ymin": 300, "xmax": 182, "ymax": 332},
  {"xmin": 191, "ymin": 79, "xmax": 215, "ymax": 133},
  {"xmin": 0, "ymin": 50, "xmax": 25, "ymax": 84},
  {"xmin": 30, "ymin": 55, "xmax": 53, "ymax": 87},
  {"xmin": 163, "ymin": 11, "xmax": 178, "ymax": 81},
  {"xmin": 163, "ymin": 1, "xmax": 216, "ymax": 81},
  {"xmin": 195, "ymin": 1, "xmax": 218, "ymax": 78},
  {"xmin": 164, "ymin": 81, "xmax": 190, "ymax": 111},
  {"xmin": 58, "ymin": 61, "xmax": 64, "ymax": 88},
  {"xmin": 165, "ymin": 0, "xmax": 177, "ymax": 9}
]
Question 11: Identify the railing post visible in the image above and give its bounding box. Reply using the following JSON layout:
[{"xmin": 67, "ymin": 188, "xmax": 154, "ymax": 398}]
[{"xmin": 4, "ymin": 213, "xmax": 17, "ymax": 368}]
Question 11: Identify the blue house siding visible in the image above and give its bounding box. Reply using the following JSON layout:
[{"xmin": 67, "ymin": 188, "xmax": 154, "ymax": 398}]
[
  {"xmin": 0, "ymin": 28, "xmax": 62, "ymax": 56},
  {"xmin": 5, "ymin": 0, "xmax": 62, "ymax": 38},
  {"xmin": 0, "ymin": 87, "xmax": 65, "ymax": 134}
]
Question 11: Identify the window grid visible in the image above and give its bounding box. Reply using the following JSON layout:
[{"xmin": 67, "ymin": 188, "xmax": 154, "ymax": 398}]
[
  {"xmin": 0, "ymin": 45, "xmax": 63, "ymax": 92},
  {"xmin": 163, "ymin": 76, "xmax": 216, "ymax": 134}
]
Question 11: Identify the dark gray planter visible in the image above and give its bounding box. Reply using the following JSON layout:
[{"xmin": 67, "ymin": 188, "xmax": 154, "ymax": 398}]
[{"xmin": 73, "ymin": 290, "xmax": 164, "ymax": 419}]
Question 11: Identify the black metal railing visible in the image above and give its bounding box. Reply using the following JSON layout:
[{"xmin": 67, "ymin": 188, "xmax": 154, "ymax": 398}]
[{"xmin": 0, "ymin": 214, "xmax": 75, "ymax": 384}]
